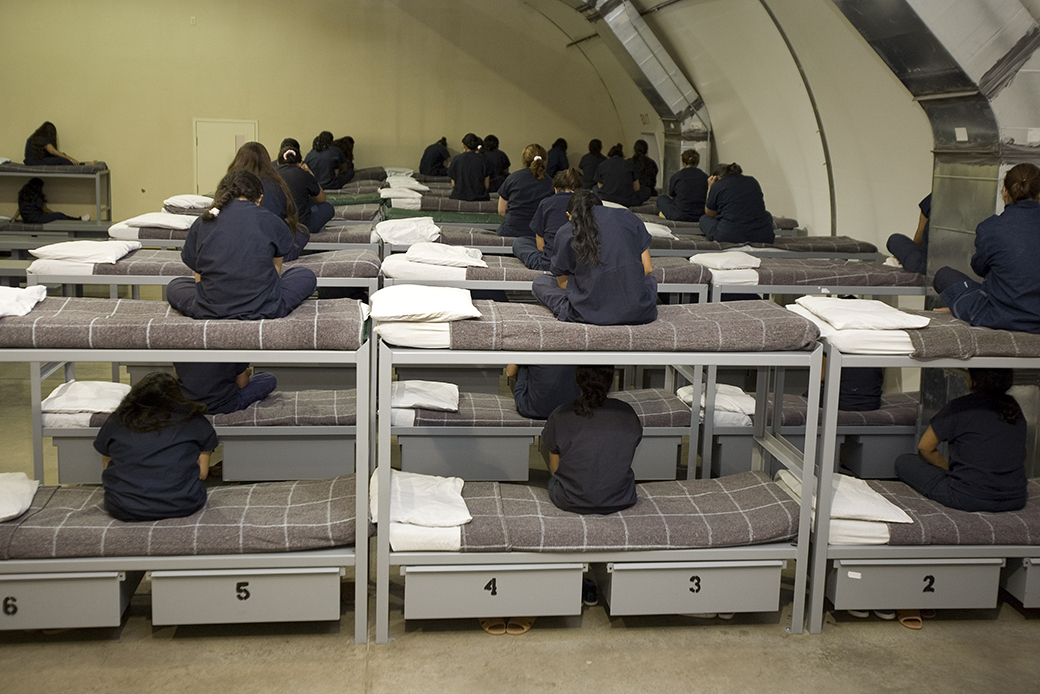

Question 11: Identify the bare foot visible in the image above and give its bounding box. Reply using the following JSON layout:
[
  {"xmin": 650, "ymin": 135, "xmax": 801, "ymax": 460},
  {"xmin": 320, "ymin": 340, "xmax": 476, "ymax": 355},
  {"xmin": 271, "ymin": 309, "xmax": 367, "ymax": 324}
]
[{"xmin": 933, "ymin": 307, "xmax": 951, "ymax": 314}]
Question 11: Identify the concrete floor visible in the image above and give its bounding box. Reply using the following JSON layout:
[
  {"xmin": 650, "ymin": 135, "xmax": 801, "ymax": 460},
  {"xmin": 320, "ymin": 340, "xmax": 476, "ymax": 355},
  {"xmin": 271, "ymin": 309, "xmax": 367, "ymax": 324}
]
[{"xmin": 1, "ymin": 350, "xmax": 1039, "ymax": 692}]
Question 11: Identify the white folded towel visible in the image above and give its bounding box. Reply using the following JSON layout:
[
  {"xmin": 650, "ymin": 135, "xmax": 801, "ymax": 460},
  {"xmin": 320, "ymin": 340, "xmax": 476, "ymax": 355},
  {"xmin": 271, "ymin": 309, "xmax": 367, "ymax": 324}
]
[
  {"xmin": 0, "ymin": 285, "xmax": 48, "ymax": 317},
  {"xmin": 385, "ymin": 175, "xmax": 429, "ymax": 192},
  {"xmin": 163, "ymin": 194, "xmax": 213, "ymax": 210},
  {"xmin": 690, "ymin": 251, "xmax": 762, "ymax": 270},
  {"xmin": 795, "ymin": 296, "xmax": 930, "ymax": 330},
  {"xmin": 644, "ymin": 222, "xmax": 678, "ymax": 239},
  {"xmin": 776, "ymin": 469, "xmax": 913, "ymax": 523},
  {"xmin": 379, "ymin": 187, "xmax": 422, "ymax": 199},
  {"xmin": 708, "ymin": 268, "xmax": 760, "ymax": 285},
  {"xmin": 677, "ymin": 383, "xmax": 757, "ymax": 415},
  {"xmin": 42, "ymin": 380, "xmax": 131, "ymax": 413},
  {"xmin": 405, "ymin": 242, "xmax": 486, "ymax": 268},
  {"xmin": 391, "ymin": 380, "xmax": 460, "ymax": 412},
  {"xmin": 370, "ymin": 468, "xmax": 472, "ymax": 527},
  {"xmin": 371, "ymin": 217, "xmax": 441, "ymax": 245},
  {"xmin": 26, "ymin": 258, "xmax": 96, "ymax": 276}
]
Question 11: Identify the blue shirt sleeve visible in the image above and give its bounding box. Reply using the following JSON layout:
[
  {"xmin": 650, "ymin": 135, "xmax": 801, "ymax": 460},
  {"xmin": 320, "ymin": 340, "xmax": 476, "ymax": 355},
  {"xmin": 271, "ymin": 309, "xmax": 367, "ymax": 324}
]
[
  {"xmin": 541, "ymin": 412, "xmax": 559, "ymax": 454},
  {"xmin": 498, "ymin": 172, "xmax": 516, "ymax": 201},
  {"xmin": 549, "ymin": 225, "xmax": 576, "ymax": 277},
  {"xmin": 259, "ymin": 208, "xmax": 294, "ymax": 258},
  {"xmin": 180, "ymin": 218, "xmax": 203, "ymax": 270},
  {"xmin": 971, "ymin": 218, "xmax": 995, "ymax": 278},
  {"xmin": 530, "ymin": 198, "xmax": 549, "ymax": 236}
]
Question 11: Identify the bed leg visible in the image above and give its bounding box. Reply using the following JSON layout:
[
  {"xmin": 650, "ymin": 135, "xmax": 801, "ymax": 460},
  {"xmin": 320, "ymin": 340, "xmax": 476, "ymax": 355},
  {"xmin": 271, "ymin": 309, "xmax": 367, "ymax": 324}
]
[{"xmin": 376, "ymin": 340, "xmax": 394, "ymax": 644}]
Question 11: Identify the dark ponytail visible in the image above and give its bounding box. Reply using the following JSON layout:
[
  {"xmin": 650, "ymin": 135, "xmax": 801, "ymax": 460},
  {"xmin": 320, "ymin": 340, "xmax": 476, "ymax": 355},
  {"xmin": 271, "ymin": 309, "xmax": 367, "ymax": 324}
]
[
  {"xmin": 1004, "ymin": 163, "xmax": 1040, "ymax": 204},
  {"xmin": 203, "ymin": 170, "xmax": 263, "ymax": 221},
  {"xmin": 711, "ymin": 162, "xmax": 743, "ymax": 178},
  {"xmin": 573, "ymin": 365, "xmax": 614, "ymax": 417},
  {"xmin": 279, "ymin": 145, "xmax": 302, "ymax": 165},
  {"xmin": 462, "ymin": 133, "xmax": 483, "ymax": 152},
  {"xmin": 969, "ymin": 368, "xmax": 1022, "ymax": 425},
  {"xmin": 566, "ymin": 189, "xmax": 603, "ymax": 266},
  {"xmin": 608, "ymin": 143, "xmax": 624, "ymax": 158}
]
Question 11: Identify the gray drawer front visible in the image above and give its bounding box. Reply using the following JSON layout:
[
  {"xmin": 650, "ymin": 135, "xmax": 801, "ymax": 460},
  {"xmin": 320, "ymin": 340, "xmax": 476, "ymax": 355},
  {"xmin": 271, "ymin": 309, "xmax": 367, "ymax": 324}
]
[
  {"xmin": 53, "ymin": 436, "xmax": 102, "ymax": 484},
  {"xmin": 826, "ymin": 559, "xmax": 1003, "ymax": 610},
  {"xmin": 221, "ymin": 436, "xmax": 355, "ymax": 481},
  {"xmin": 0, "ymin": 571, "xmax": 141, "ymax": 630},
  {"xmin": 632, "ymin": 437, "xmax": 682, "ymax": 481},
  {"xmin": 1001, "ymin": 558, "xmax": 1040, "ymax": 608},
  {"xmin": 402, "ymin": 563, "xmax": 583, "ymax": 620},
  {"xmin": 605, "ymin": 561, "xmax": 785, "ymax": 616},
  {"xmin": 149, "ymin": 567, "xmax": 343, "ymax": 625},
  {"xmin": 400, "ymin": 436, "xmax": 532, "ymax": 481}
]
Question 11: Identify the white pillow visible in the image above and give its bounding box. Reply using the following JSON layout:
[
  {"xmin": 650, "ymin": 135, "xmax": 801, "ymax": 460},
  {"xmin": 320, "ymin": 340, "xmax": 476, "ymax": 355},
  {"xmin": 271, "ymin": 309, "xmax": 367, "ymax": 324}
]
[
  {"xmin": 385, "ymin": 175, "xmax": 429, "ymax": 192},
  {"xmin": 776, "ymin": 470, "xmax": 913, "ymax": 523},
  {"xmin": 380, "ymin": 254, "xmax": 467, "ymax": 281},
  {"xmin": 677, "ymin": 383, "xmax": 757, "ymax": 415},
  {"xmin": 690, "ymin": 251, "xmax": 762, "ymax": 270},
  {"xmin": 795, "ymin": 296, "xmax": 931, "ymax": 331},
  {"xmin": 26, "ymin": 259, "xmax": 96, "ymax": 276},
  {"xmin": 405, "ymin": 242, "xmax": 487, "ymax": 268},
  {"xmin": 644, "ymin": 222, "xmax": 678, "ymax": 240},
  {"xmin": 385, "ymin": 167, "xmax": 415, "ymax": 178},
  {"xmin": 121, "ymin": 212, "xmax": 196, "ymax": 230},
  {"xmin": 373, "ymin": 321, "xmax": 452, "ymax": 349},
  {"xmin": 372, "ymin": 217, "xmax": 441, "ymax": 245},
  {"xmin": 601, "ymin": 200, "xmax": 627, "ymax": 209},
  {"xmin": 379, "ymin": 187, "xmax": 423, "ymax": 200},
  {"xmin": 391, "ymin": 381, "xmax": 460, "ymax": 412},
  {"xmin": 0, "ymin": 285, "xmax": 47, "ymax": 318},
  {"xmin": 29, "ymin": 240, "xmax": 141, "ymax": 264},
  {"xmin": 42, "ymin": 380, "xmax": 131, "ymax": 414},
  {"xmin": 163, "ymin": 194, "xmax": 213, "ymax": 210},
  {"xmin": 369, "ymin": 284, "xmax": 481, "ymax": 322},
  {"xmin": 108, "ymin": 221, "xmax": 140, "ymax": 240},
  {"xmin": 0, "ymin": 473, "xmax": 40, "ymax": 523},
  {"xmin": 370, "ymin": 468, "xmax": 472, "ymax": 527}
]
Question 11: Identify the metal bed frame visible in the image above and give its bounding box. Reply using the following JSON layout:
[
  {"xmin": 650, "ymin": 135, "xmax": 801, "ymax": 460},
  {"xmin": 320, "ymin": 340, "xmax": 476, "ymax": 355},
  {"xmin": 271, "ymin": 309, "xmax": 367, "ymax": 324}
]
[{"xmin": 0, "ymin": 166, "xmax": 111, "ymax": 222}]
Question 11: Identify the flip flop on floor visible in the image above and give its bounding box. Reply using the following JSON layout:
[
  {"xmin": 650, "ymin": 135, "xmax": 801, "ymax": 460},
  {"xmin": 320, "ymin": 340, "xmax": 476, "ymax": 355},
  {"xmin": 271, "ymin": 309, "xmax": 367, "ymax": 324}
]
[
  {"xmin": 479, "ymin": 618, "xmax": 507, "ymax": 635},
  {"xmin": 506, "ymin": 617, "xmax": 536, "ymax": 635},
  {"xmin": 897, "ymin": 609, "xmax": 923, "ymax": 630}
]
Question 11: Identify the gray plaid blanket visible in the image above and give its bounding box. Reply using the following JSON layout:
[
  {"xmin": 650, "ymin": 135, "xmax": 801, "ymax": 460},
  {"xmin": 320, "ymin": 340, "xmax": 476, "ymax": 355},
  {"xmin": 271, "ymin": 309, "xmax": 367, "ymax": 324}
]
[
  {"xmin": 0, "ymin": 297, "xmax": 365, "ymax": 350},
  {"xmin": 132, "ymin": 226, "xmax": 189, "ymax": 240},
  {"xmin": 457, "ymin": 472, "xmax": 798, "ymax": 552},
  {"xmin": 162, "ymin": 205, "xmax": 205, "ymax": 216},
  {"xmin": 421, "ymin": 188, "xmax": 499, "ymax": 199},
  {"xmin": 333, "ymin": 204, "xmax": 382, "ymax": 221},
  {"xmin": 309, "ymin": 225, "xmax": 375, "ymax": 244},
  {"xmin": 0, "ymin": 162, "xmax": 108, "ymax": 174},
  {"xmin": 756, "ymin": 391, "xmax": 919, "ymax": 427},
  {"xmin": 749, "ymin": 259, "xmax": 922, "ymax": 287},
  {"xmin": 351, "ymin": 167, "xmax": 387, "ymax": 182},
  {"xmin": 869, "ymin": 479, "xmax": 1040, "ymax": 546},
  {"xmin": 459, "ymin": 482, "xmax": 511, "ymax": 551},
  {"xmin": 324, "ymin": 181, "xmax": 381, "ymax": 195},
  {"xmin": 653, "ymin": 256, "xmax": 712, "ymax": 284},
  {"xmin": 411, "ymin": 390, "xmax": 690, "ymax": 428},
  {"xmin": 637, "ymin": 214, "xmax": 699, "ymax": 229},
  {"xmin": 906, "ymin": 310, "xmax": 1040, "ymax": 359},
  {"xmin": 450, "ymin": 300, "xmax": 819, "ymax": 352},
  {"xmin": 768, "ymin": 236, "xmax": 877, "ymax": 253},
  {"xmin": 772, "ymin": 216, "xmax": 798, "ymax": 230},
  {"xmin": 89, "ymin": 389, "xmax": 358, "ymax": 428},
  {"xmin": 412, "ymin": 173, "xmax": 451, "ymax": 184},
  {"xmin": 0, "ymin": 476, "xmax": 362, "ymax": 559},
  {"xmin": 439, "ymin": 227, "xmax": 511, "ymax": 247},
  {"xmin": 467, "ymin": 256, "xmax": 542, "ymax": 281},
  {"xmin": 421, "ymin": 197, "xmax": 500, "ymax": 213},
  {"xmin": 628, "ymin": 203, "xmax": 658, "ymax": 215},
  {"xmin": 288, "ymin": 249, "xmax": 380, "ymax": 278}
]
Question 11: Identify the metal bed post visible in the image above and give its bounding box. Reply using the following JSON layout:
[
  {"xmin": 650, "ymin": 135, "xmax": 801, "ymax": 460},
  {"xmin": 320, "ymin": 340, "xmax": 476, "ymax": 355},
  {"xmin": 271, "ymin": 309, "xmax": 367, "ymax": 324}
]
[
  {"xmin": 375, "ymin": 339, "xmax": 395, "ymax": 644},
  {"xmin": 352, "ymin": 339, "xmax": 371, "ymax": 644}
]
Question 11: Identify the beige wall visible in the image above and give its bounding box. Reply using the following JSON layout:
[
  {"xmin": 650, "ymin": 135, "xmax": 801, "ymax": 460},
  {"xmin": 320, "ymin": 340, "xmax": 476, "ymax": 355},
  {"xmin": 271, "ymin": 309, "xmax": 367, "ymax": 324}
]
[{"xmin": 0, "ymin": 0, "xmax": 640, "ymax": 219}]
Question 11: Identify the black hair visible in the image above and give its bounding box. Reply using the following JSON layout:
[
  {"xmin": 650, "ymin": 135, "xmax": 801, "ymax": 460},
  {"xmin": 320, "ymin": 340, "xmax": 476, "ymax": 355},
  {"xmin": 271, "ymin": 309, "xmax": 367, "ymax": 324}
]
[
  {"xmin": 18, "ymin": 177, "xmax": 46, "ymax": 207},
  {"xmin": 112, "ymin": 372, "xmax": 208, "ymax": 433},
  {"xmin": 1004, "ymin": 163, "xmax": 1040, "ymax": 203},
  {"xmin": 632, "ymin": 139, "xmax": 649, "ymax": 160},
  {"xmin": 483, "ymin": 134, "xmax": 499, "ymax": 151},
  {"xmin": 436, "ymin": 137, "xmax": 448, "ymax": 147},
  {"xmin": 681, "ymin": 149, "xmax": 700, "ymax": 167},
  {"xmin": 608, "ymin": 143, "xmax": 624, "ymax": 158},
  {"xmin": 553, "ymin": 168, "xmax": 582, "ymax": 192},
  {"xmin": 968, "ymin": 369, "xmax": 1022, "ymax": 425},
  {"xmin": 462, "ymin": 133, "xmax": 483, "ymax": 151},
  {"xmin": 203, "ymin": 170, "xmax": 264, "ymax": 221},
  {"xmin": 227, "ymin": 142, "xmax": 301, "ymax": 237},
  {"xmin": 333, "ymin": 136, "xmax": 354, "ymax": 161},
  {"xmin": 712, "ymin": 162, "xmax": 743, "ymax": 178},
  {"xmin": 279, "ymin": 144, "xmax": 303, "ymax": 165},
  {"xmin": 588, "ymin": 139, "xmax": 602, "ymax": 155},
  {"xmin": 573, "ymin": 365, "xmax": 614, "ymax": 417},
  {"xmin": 566, "ymin": 189, "xmax": 603, "ymax": 267},
  {"xmin": 279, "ymin": 137, "xmax": 300, "ymax": 152},
  {"xmin": 552, "ymin": 138, "xmax": 568, "ymax": 151},
  {"xmin": 312, "ymin": 131, "xmax": 334, "ymax": 152},
  {"xmin": 30, "ymin": 121, "xmax": 58, "ymax": 160}
]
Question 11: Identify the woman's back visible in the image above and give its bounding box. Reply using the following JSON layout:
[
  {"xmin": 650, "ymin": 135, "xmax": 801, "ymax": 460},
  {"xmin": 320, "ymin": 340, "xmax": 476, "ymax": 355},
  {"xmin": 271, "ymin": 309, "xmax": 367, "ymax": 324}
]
[
  {"xmin": 706, "ymin": 173, "xmax": 774, "ymax": 243},
  {"xmin": 498, "ymin": 167, "xmax": 553, "ymax": 236},
  {"xmin": 971, "ymin": 200, "xmax": 1040, "ymax": 333},
  {"xmin": 594, "ymin": 157, "xmax": 637, "ymax": 206},
  {"xmin": 448, "ymin": 151, "xmax": 491, "ymax": 201},
  {"xmin": 304, "ymin": 147, "xmax": 345, "ymax": 189}
]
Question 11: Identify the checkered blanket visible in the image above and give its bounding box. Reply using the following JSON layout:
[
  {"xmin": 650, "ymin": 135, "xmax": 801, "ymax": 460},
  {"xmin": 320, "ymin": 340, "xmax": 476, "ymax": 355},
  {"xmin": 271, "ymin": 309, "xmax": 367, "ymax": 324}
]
[
  {"xmin": 162, "ymin": 205, "xmax": 205, "ymax": 216},
  {"xmin": 323, "ymin": 181, "xmax": 381, "ymax": 195},
  {"xmin": 134, "ymin": 226, "xmax": 189, "ymax": 240},
  {"xmin": 325, "ymin": 193, "xmax": 382, "ymax": 206},
  {"xmin": 628, "ymin": 203, "xmax": 658, "ymax": 215},
  {"xmin": 350, "ymin": 167, "xmax": 387, "ymax": 182},
  {"xmin": 0, "ymin": 162, "xmax": 108, "ymax": 174},
  {"xmin": 0, "ymin": 476, "xmax": 363, "ymax": 559},
  {"xmin": 411, "ymin": 390, "xmax": 690, "ymax": 428},
  {"xmin": 768, "ymin": 236, "xmax": 877, "ymax": 253},
  {"xmin": 653, "ymin": 256, "xmax": 712, "ymax": 284},
  {"xmin": 333, "ymin": 203, "xmax": 382, "ymax": 221},
  {"xmin": 868, "ymin": 479, "xmax": 1040, "ymax": 545},
  {"xmin": 0, "ymin": 297, "xmax": 366, "ymax": 350},
  {"xmin": 749, "ymin": 259, "xmax": 922, "ymax": 287},
  {"xmin": 637, "ymin": 214, "xmax": 699, "ymax": 230},
  {"xmin": 421, "ymin": 197, "xmax": 500, "ymax": 213},
  {"xmin": 412, "ymin": 173, "xmax": 451, "ymax": 184},
  {"xmin": 760, "ymin": 391, "xmax": 919, "ymax": 427},
  {"xmin": 450, "ymin": 300, "xmax": 820, "ymax": 352},
  {"xmin": 439, "ymin": 227, "xmax": 512, "ymax": 247},
  {"xmin": 906, "ymin": 310, "xmax": 1040, "ymax": 359},
  {"xmin": 458, "ymin": 472, "xmax": 798, "ymax": 552},
  {"xmin": 467, "ymin": 256, "xmax": 543, "ymax": 281},
  {"xmin": 309, "ymin": 225, "xmax": 375, "ymax": 245}
]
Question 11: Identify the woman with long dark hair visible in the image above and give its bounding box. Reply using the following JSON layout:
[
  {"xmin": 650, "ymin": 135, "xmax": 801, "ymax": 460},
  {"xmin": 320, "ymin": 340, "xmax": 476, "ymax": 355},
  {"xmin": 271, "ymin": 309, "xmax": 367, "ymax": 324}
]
[
  {"xmin": 496, "ymin": 143, "xmax": 553, "ymax": 237},
  {"xmin": 93, "ymin": 373, "xmax": 218, "ymax": 522},
  {"xmin": 657, "ymin": 149, "xmax": 708, "ymax": 222},
  {"xmin": 448, "ymin": 133, "xmax": 492, "ymax": 201},
  {"xmin": 631, "ymin": 139, "xmax": 659, "ymax": 197},
  {"xmin": 227, "ymin": 142, "xmax": 307, "ymax": 260},
  {"xmin": 305, "ymin": 131, "xmax": 354, "ymax": 189},
  {"xmin": 512, "ymin": 168, "xmax": 581, "ymax": 270},
  {"xmin": 700, "ymin": 162, "xmax": 774, "ymax": 243},
  {"xmin": 547, "ymin": 137, "xmax": 569, "ymax": 179},
  {"xmin": 578, "ymin": 139, "xmax": 605, "ymax": 191},
  {"xmin": 17, "ymin": 177, "xmax": 84, "ymax": 223},
  {"xmin": 23, "ymin": 121, "xmax": 84, "ymax": 166},
  {"xmin": 419, "ymin": 137, "xmax": 451, "ymax": 177},
  {"xmin": 895, "ymin": 369, "xmax": 1028, "ymax": 512},
  {"xmin": 276, "ymin": 143, "xmax": 335, "ymax": 238},
  {"xmin": 532, "ymin": 189, "xmax": 657, "ymax": 325}
]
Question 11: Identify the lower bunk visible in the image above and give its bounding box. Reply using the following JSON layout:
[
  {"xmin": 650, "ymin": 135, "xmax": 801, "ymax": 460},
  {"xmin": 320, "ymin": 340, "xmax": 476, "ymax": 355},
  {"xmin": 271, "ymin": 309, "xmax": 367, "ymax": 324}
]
[{"xmin": 0, "ymin": 475, "xmax": 369, "ymax": 642}]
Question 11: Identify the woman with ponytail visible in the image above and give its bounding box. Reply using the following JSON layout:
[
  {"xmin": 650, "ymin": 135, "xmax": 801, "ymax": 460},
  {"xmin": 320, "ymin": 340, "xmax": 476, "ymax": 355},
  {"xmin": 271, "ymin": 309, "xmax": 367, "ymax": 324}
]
[
  {"xmin": 496, "ymin": 143, "xmax": 554, "ymax": 237},
  {"xmin": 513, "ymin": 168, "xmax": 581, "ymax": 270},
  {"xmin": 700, "ymin": 162, "xmax": 774, "ymax": 244},
  {"xmin": 448, "ymin": 133, "xmax": 492, "ymax": 201},
  {"xmin": 166, "ymin": 170, "xmax": 317, "ymax": 320},
  {"xmin": 532, "ymin": 189, "xmax": 657, "ymax": 325},
  {"xmin": 933, "ymin": 163, "xmax": 1040, "ymax": 333},
  {"xmin": 895, "ymin": 369, "xmax": 1028, "ymax": 512},
  {"xmin": 276, "ymin": 143, "xmax": 335, "ymax": 238}
]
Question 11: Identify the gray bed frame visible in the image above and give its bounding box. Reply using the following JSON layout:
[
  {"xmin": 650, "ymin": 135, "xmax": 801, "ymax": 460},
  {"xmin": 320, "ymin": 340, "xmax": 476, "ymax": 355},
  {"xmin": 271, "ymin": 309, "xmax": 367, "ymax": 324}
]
[{"xmin": 374, "ymin": 338, "xmax": 825, "ymax": 643}]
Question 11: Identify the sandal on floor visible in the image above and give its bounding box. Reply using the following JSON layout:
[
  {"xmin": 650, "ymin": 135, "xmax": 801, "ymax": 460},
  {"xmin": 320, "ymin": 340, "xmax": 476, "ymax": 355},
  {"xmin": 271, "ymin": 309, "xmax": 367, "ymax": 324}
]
[
  {"xmin": 897, "ymin": 609, "xmax": 923, "ymax": 630},
  {"xmin": 506, "ymin": 617, "xmax": 536, "ymax": 635},
  {"xmin": 479, "ymin": 618, "xmax": 507, "ymax": 635}
]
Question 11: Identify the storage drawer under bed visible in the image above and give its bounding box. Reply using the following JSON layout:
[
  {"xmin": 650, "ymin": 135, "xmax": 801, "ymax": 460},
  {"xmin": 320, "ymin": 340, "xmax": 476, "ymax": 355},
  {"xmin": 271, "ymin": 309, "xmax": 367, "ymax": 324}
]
[
  {"xmin": 148, "ymin": 567, "xmax": 344, "ymax": 625},
  {"xmin": 1000, "ymin": 557, "xmax": 1040, "ymax": 608},
  {"xmin": 0, "ymin": 570, "xmax": 143, "ymax": 630},
  {"xmin": 401, "ymin": 563, "xmax": 584, "ymax": 620},
  {"xmin": 604, "ymin": 560, "xmax": 786, "ymax": 616},
  {"xmin": 825, "ymin": 558, "xmax": 1003, "ymax": 610}
]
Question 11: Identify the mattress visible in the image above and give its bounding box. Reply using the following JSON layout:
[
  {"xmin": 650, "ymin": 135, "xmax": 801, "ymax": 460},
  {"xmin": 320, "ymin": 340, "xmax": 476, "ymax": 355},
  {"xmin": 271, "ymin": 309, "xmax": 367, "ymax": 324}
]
[
  {"xmin": 412, "ymin": 173, "xmax": 451, "ymax": 184},
  {"xmin": 457, "ymin": 471, "xmax": 799, "ymax": 552},
  {"xmin": 351, "ymin": 166, "xmax": 387, "ymax": 182},
  {"xmin": 787, "ymin": 304, "xmax": 915, "ymax": 355},
  {"xmin": 906, "ymin": 310, "xmax": 1040, "ymax": 359},
  {"xmin": 0, "ymin": 162, "xmax": 108, "ymax": 174},
  {"xmin": 759, "ymin": 391, "xmax": 919, "ymax": 428},
  {"xmin": 420, "ymin": 197, "xmax": 500, "ymax": 213},
  {"xmin": 333, "ymin": 203, "xmax": 383, "ymax": 221},
  {"xmin": 323, "ymin": 181, "xmax": 381, "ymax": 195},
  {"xmin": 384, "ymin": 207, "xmax": 504, "ymax": 224},
  {"xmin": 437, "ymin": 227, "xmax": 512, "ymax": 247},
  {"xmin": 628, "ymin": 203, "xmax": 658, "ymax": 215},
  {"xmin": 111, "ymin": 225, "xmax": 188, "ymax": 241},
  {"xmin": 742, "ymin": 259, "xmax": 922, "ymax": 288},
  {"xmin": 768, "ymin": 237, "xmax": 877, "ymax": 254},
  {"xmin": 325, "ymin": 192, "xmax": 383, "ymax": 206},
  {"xmin": 161, "ymin": 205, "xmax": 205, "ymax": 216},
  {"xmin": 308, "ymin": 224, "xmax": 375, "ymax": 244},
  {"xmin": 0, "ymin": 297, "xmax": 367, "ymax": 351},
  {"xmin": 0, "ymin": 475, "xmax": 362, "ymax": 559}
]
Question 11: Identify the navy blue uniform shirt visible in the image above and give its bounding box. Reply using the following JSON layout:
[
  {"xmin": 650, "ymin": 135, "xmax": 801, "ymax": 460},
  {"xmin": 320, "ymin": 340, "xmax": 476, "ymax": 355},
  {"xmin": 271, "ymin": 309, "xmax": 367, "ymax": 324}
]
[
  {"xmin": 497, "ymin": 168, "xmax": 554, "ymax": 237},
  {"xmin": 547, "ymin": 146, "xmax": 569, "ymax": 179},
  {"xmin": 594, "ymin": 157, "xmax": 639, "ymax": 207},
  {"xmin": 579, "ymin": 152, "xmax": 606, "ymax": 190},
  {"xmin": 304, "ymin": 148, "xmax": 346, "ymax": 189},
  {"xmin": 969, "ymin": 200, "xmax": 1040, "ymax": 333},
  {"xmin": 668, "ymin": 167, "xmax": 709, "ymax": 221},
  {"xmin": 277, "ymin": 163, "xmax": 321, "ymax": 227},
  {"xmin": 529, "ymin": 192, "xmax": 573, "ymax": 270},
  {"xmin": 513, "ymin": 364, "xmax": 580, "ymax": 420},
  {"xmin": 175, "ymin": 362, "xmax": 248, "ymax": 415},
  {"xmin": 705, "ymin": 174, "xmax": 774, "ymax": 243},
  {"xmin": 448, "ymin": 151, "xmax": 492, "ymax": 201},
  {"xmin": 419, "ymin": 142, "xmax": 450, "ymax": 176}
]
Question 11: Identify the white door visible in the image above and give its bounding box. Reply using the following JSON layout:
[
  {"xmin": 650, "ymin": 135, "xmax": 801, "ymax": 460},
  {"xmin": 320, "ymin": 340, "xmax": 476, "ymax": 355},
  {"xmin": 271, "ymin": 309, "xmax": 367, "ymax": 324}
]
[{"xmin": 194, "ymin": 119, "xmax": 258, "ymax": 195}]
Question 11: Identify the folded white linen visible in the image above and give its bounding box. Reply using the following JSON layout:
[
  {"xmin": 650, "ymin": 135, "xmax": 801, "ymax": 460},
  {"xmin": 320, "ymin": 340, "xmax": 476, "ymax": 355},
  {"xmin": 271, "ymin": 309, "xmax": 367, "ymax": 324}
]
[
  {"xmin": 391, "ymin": 380, "xmax": 460, "ymax": 412},
  {"xmin": 644, "ymin": 222, "xmax": 678, "ymax": 240},
  {"xmin": 776, "ymin": 469, "xmax": 912, "ymax": 523},
  {"xmin": 107, "ymin": 221, "xmax": 140, "ymax": 240},
  {"xmin": 373, "ymin": 321, "xmax": 452, "ymax": 348},
  {"xmin": 369, "ymin": 468, "xmax": 472, "ymax": 527},
  {"xmin": 29, "ymin": 240, "xmax": 141, "ymax": 264},
  {"xmin": 405, "ymin": 242, "xmax": 486, "ymax": 268},
  {"xmin": 385, "ymin": 175, "xmax": 429, "ymax": 192},
  {"xmin": 26, "ymin": 258, "xmax": 96, "ymax": 276},
  {"xmin": 121, "ymin": 212, "xmax": 196, "ymax": 230},
  {"xmin": 774, "ymin": 473, "xmax": 890, "ymax": 544},
  {"xmin": 678, "ymin": 383, "xmax": 758, "ymax": 415},
  {"xmin": 699, "ymin": 410, "xmax": 754, "ymax": 427},
  {"xmin": 601, "ymin": 200, "xmax": 627, "ymax": 209},
  {"xmin": 707, "ymin": 268, "xmax": 759, "ymax": 285},
  {"xmin": 786, "ymin": 304, "xmax": 915, "ymax": 355},
  {"xmin": 0, "ymin": 473, "xmax": 41, "ymax": 522},
  {"xmin": 370, "ymin": 284, "xmax": 481, "ymax": 322},
  {"xmin": 883, "ymin": 256, "xmax": 903, "ymax": 268},
  {"xmin": 42, "ymin": 380, "xmax": 131, "ymax": 414},
  {"xmin": 392, "ymin": 198, "xmax": 422, "ymax": 211},
  {"xmin": 0, "ymin": 285, "xmax": 48, "ymax": 317},
  {"xmin": 385, "ymin": 167, "xmax": 415, "ymax": 178},
  {"xmin": 690, "ymin": 251, "xmax": 762, "ymax": 270},
  {"xmin": 389, "ymin": 522, "xmax": 461, "ymax": 552},
  {"xmin": 795, "ymin": 296, "xmax": 930, "ymax": 331},
  {"xmin": 391, "ymin": 408, "xmax": 417, "ymax": 426},
  {"xmin": 380, "ymin": 254, "xmax": 467, "ymax": 281},
  {"xmin": 379, "ymin": 187, "xmax": 422, "ymax": 200},
  {"xmin": 0, "ymin": 158, "xmax": 10, "ymax": 165},
  {"xmin": 163, "ymin": 194, "xmax": 213, "ymax": 210},
  {"xmin": 372, "ymin": 217, "xmax": 441, "ymax": 244},
  {"xmin": 42, "ymin": 412, "xmax": 95, "ymax": 428}
]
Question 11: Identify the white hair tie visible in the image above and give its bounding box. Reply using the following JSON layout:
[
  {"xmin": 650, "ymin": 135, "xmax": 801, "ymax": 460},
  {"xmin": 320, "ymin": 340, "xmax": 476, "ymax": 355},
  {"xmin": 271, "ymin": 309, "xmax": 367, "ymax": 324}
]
[
  {"xmin": 209, "ymin": 207, "xmax": 220, "ymax": 217},
  {"xmin": 533, "ymin": 155, "xmax": 542, "ymax": 162},
  {"xmin": 284, "ymin": 149, "xmax": 296, "ymax": 158}
]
